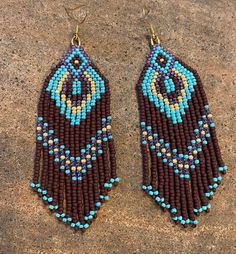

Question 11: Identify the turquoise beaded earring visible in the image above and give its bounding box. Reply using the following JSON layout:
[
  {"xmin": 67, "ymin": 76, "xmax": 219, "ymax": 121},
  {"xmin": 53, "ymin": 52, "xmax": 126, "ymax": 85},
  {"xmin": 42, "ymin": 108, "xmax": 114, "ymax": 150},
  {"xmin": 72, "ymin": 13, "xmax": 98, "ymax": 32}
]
[
  {"xmin": 136, "ymin": 17, "xmax": 228, "ymax": 226},
  {"xmin": 30, "ymin": 12, "xmax": 120, "ymax": 230}
]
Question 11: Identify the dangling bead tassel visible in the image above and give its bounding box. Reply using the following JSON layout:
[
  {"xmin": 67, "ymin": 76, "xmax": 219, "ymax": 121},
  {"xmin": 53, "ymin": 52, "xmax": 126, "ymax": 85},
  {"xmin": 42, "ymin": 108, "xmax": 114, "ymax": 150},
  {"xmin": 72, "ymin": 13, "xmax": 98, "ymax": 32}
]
[
  {"xmin": 31, "ymin": 43, "xmax": 120, "ymax": 230},
  {"xmin": 137, "ymin": 40, "xmax": 227, "ymax": 227}
]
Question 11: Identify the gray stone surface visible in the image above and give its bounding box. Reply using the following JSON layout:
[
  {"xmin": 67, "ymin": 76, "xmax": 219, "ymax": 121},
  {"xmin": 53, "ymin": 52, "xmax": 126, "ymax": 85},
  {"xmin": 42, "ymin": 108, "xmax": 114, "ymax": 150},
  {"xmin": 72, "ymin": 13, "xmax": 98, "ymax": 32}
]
[{"xmin": 0, "ymin": 0, "xmax": 235, "ymax": 253}]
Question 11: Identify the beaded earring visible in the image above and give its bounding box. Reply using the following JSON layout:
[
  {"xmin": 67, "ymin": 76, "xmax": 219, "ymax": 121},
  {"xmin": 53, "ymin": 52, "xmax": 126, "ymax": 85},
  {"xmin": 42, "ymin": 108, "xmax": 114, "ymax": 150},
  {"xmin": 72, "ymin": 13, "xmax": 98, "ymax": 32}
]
[
  {"xmin": 30, "ymin": 25, "xmax": 120, "ymax": 230},
  {"xmin": 136, "ymin": 24, "xmax": 227, "ymax": 226}
]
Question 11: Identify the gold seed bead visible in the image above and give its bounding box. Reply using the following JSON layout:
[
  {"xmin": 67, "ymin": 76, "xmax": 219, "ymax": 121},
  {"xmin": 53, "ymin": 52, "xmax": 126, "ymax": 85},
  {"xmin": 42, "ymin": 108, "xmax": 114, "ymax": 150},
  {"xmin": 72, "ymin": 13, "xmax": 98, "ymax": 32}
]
[{"xmin": 148, "ymin": 136, "xmax": 153, "ymax": 140}]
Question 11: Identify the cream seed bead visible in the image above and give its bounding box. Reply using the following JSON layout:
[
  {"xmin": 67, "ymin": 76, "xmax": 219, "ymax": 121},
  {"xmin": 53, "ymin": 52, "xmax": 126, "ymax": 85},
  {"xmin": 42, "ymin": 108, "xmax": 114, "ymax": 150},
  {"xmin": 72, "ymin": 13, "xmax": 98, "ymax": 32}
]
[
  {"xmin": 43, "ymin": 133, "xmax": 48, "ymax": 137},
  {"xmin": 91, "ymin": 147, "xmax": 96, "ymax": 151},
  {"xmin": 60, "ymin": 155, "xmax": 66, "ymax": 160},
  {"xmin": 173, "ymin": 159, "xmax": 177, "ymax": 164},
  {"xmin": 81, "ymin": 159, "xmax": 86, "ymax": 163},
  {"xmin": 77, "ymin": 166, "xmax": 82, "ymax": 171},
  {"xmin": 66, "ymin": 160, "xmax": 70, "ymax": 164},
  {"xmin": 86, "ymin": 155, "xmax": 91, "ymax": 159},
  {"xmin": 71, "ymin": 166, "xmax": 76, "ymax": 171},
  {"xmin": 102, "ymin": 128, "xmax": 107, "ymax": 132},
  {"xmin": 148, "ymin": 136, "xmax": 153, "ymax": 140},
  {"xmin": 107, "ymin": 125, "xmax": 111, "ymax": 130},
  {"xmin": 37, "ymin": 127, "xmax": 42, "ymax": 131}
]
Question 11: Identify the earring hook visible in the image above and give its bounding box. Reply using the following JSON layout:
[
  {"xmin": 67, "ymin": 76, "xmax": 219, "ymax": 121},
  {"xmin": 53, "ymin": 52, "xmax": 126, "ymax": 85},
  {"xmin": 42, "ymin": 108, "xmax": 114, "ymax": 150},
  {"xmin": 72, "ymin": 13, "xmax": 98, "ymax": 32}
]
[
  {"xmin": 64, "ymin": 5, "xmax": 88, "ymax": 46},
  {"xmin": 142, "ymin": 5, "xmax": 160, "ymax": 45}
]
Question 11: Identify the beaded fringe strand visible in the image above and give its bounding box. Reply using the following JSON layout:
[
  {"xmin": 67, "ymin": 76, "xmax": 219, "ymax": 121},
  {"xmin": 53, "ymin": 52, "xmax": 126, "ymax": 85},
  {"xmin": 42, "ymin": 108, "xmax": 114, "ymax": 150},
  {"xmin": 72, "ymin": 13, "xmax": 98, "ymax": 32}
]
[
  {"xmin": 31, "ymin": 45, "xmax": 120, "ymax": 230},
  {"xmin": 137, "ymin": 44, "xmax": 227, "ymax": 226}
]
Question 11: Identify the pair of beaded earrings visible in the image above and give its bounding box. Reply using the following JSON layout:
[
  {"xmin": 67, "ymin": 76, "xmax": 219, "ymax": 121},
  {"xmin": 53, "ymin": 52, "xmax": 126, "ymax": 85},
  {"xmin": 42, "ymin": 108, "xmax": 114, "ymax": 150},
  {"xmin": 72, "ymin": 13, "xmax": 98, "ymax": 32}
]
[{"xmin": 30, "ymin": 16, "xmax": 227, "ymax": 231}]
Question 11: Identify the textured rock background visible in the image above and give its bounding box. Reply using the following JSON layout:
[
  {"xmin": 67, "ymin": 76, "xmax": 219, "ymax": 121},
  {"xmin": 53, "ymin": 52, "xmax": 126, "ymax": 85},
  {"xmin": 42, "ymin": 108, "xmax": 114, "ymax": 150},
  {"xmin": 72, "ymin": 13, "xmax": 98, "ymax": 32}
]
[{"xmin": 0, "ymin": 0, "xmax": 236, "ymax": 253}]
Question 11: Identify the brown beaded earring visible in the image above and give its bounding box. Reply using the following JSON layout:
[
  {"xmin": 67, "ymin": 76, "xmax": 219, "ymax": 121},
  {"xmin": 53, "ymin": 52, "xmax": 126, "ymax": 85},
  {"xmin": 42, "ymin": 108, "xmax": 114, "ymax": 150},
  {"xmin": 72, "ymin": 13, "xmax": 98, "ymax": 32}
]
[
  {"xmin": 30, "ymin": 16, "xmax": 120, "ymax": 230},
  {"xmin": 136, "ymin": 18, "xmax": 227, "ymax": 226}
]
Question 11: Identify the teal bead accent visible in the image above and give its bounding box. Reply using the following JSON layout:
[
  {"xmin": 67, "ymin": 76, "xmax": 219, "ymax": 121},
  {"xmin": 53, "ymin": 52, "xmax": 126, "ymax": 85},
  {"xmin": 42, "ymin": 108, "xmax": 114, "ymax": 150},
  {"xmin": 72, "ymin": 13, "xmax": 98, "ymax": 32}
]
[
  {"xmin": 193, "ymin": 220, "xmax": 198, "ymax": 225},
  {"xmin": 48, "ymin": 197, "xmax": 53, "ymax": 202},
  {"xmin": 55, "ymin": 213, "xmax": 60, "ymax": 218},
  {"xmin": 155, "ymin": 197, "xmax": 161, "ymax": 202},
  {"xmin": 171, "ymin": 208, "xmax": 177, "ymax": 213},
  {"xmin": 84, "ymin": 224, "xmax": 89, "ymax": 229},
  {"xmin": 71, "ymin": 223, "xmax": 76, "ymax": 228},
  {"xmin": 30, "ymin": 182, "xmax": 36, "ymax": 188}
]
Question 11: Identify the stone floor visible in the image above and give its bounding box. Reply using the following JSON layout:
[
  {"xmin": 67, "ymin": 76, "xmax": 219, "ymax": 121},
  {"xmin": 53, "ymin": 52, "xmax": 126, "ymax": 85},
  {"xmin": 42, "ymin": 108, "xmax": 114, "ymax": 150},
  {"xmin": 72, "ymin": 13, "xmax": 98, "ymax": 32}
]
[{"xmin": 0, "ymin": 0, "xmax": 236, "ymax": 253}]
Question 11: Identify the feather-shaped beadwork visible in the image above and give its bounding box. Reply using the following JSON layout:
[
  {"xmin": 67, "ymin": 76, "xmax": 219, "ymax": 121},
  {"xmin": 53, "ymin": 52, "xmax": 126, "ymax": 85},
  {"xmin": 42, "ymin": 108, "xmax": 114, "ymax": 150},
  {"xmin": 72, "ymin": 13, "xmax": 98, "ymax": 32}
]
[
  {"xmin": 31, "ymin": 45, "xmax": 119, "ymax": 230},
  {"xmin": 137, "ymin": 44, "xmax": 227, "ymax": 226}
]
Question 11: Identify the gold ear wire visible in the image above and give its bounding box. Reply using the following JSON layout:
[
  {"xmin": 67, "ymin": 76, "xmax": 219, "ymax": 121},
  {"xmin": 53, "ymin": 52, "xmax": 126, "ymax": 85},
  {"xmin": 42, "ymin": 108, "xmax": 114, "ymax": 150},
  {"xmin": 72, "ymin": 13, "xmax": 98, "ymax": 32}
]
[
  {"xmin": 64, "ymin": 5, "xmax": 88, "ymax": 46},
  {"xmin": 142, "ymin": 5, "xmax": 160, "ymax": 45}
]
